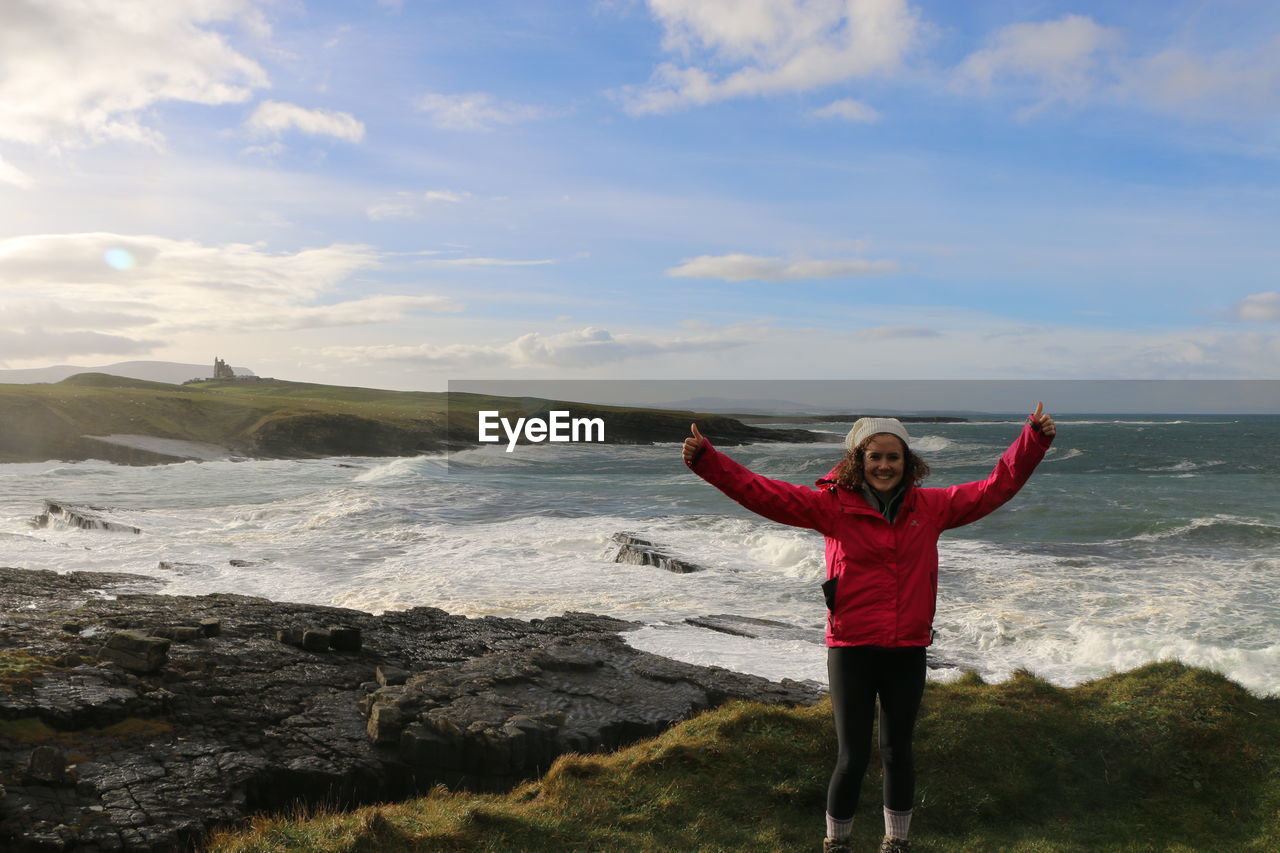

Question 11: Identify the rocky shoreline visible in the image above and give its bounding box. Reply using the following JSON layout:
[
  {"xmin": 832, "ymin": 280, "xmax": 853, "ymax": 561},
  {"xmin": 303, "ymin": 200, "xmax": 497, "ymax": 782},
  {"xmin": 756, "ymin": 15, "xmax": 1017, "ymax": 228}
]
[{"xmin": 0, "ymin": 566, "xmax": 821, "ymax": 852}]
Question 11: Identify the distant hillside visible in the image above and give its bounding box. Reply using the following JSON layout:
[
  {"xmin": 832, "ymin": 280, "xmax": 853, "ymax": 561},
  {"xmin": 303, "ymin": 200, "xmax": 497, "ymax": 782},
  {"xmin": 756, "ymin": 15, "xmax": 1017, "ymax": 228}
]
[
  {"xmin": 0, "ymin": 360, "xmax": 255, "ymax": 385},
  {"xmin": 0, "ymin": 376, "xmax": 827, "ymax": 464},
  {"xmin": 653, "ymin": 397, "xmax": 972, "ymax": 421}
]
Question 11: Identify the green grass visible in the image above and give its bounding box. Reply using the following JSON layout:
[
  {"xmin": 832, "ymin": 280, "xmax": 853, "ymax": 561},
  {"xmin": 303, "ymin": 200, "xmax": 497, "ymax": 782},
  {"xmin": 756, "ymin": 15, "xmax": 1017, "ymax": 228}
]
[
  {"xmin": 204, "ymin": 662, "xmax": 1279, "ymax": 852},
  {"xmin": 0, "ymin": 377, "xmax": 513, "ymax": 461},
  {"xmin": 0, "ymin": 651, "xmax": 55, "ymax": 693},
  {"xmin": 0, "ymin": 375, "xmax": 719, "ymax": 462}
]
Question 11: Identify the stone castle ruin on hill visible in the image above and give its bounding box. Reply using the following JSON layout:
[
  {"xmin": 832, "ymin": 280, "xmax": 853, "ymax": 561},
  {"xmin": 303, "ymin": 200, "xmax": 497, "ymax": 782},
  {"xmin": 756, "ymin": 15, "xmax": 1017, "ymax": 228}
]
[{"xmin": 206, "ymin": 357, "xmax": 265, "ymax": 382}]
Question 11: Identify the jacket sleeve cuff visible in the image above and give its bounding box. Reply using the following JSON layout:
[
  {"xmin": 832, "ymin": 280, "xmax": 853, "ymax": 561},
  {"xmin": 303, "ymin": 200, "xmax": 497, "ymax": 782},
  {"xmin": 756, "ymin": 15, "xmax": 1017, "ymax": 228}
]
[
  {"xmin": 686, "ymin": 438, "xmax": 717, "ymax": 470},
  {"xmin": 1025, "ymin": 418, "xmax": 1054, "ymax": 448}
]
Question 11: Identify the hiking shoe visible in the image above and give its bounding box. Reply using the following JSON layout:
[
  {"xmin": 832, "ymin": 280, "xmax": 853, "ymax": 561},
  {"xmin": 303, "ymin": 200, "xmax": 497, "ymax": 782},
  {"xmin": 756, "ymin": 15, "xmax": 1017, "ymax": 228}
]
[
  {"xmin": 822, "ymin": 839, "xmax": 853, "ymax": 853},
  {"xmin": 879, "ymin": 837, "xmax": 912, "ymax": 853}
]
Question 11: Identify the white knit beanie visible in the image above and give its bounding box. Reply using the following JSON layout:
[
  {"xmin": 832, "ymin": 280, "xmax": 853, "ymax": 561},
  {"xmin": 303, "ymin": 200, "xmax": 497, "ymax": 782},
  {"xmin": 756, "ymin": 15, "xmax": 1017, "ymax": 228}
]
[{"xmin": 845, "ymin": 417, "xmax": 911, "ymax": 452}]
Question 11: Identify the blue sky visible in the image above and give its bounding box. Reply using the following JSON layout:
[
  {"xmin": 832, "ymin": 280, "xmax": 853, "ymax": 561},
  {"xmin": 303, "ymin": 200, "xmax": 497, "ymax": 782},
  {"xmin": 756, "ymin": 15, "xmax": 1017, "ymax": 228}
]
[{"xmin": 1, "ymin": 0, "xmax": 1278, "ymax": 389}]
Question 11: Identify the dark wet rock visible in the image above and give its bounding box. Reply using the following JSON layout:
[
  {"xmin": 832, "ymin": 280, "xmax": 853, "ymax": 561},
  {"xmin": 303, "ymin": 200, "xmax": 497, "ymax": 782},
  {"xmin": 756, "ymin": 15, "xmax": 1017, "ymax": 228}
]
[
  {"xmin": 302, "ymin": 628, "xmax": 330, "ymax": 652},
  {"xmin": 229, "ymin": 558, "xmax": 268, "ymax": 568},
  {"xmin": 26, "ymin": 746, "xmax": 66, "ymax": 784},
  {"xmin": 374, "ymin": 634, "xmax": 819, "ymax": 792},
  {"xmin": 157, "ymin": 561, "xmax": 210, "ymax": 574},
  {"xmin": 0, "ymin": 565, "xmax": 821, "ymax": 852},
  {"xmin": 612, "ymin": 532, "xmax": 705, "ymax": 574},
  {"xmin": 0, "ymin": 568, "xmax": 161, "ymax": 616},
  {"xmin": 97, "ymin": 631, "xmax": 169, "ymax": 673},
  {"xmin": 275, "ymin": 627, "xmax": 305, "ymax": 647},
  {"xmin": 367, "ymin": 704, "xmax": 403, "ymax": 745},
  {"xmin": 327, "ymin": 626, "xmax": 361, "ymax": 652},
  {"xmin": 199, "ymin": 618, "xmax": 221, "ymax": 638},
  {"xmin": 276, "ymin": 625, "xmax": 357, "ymax": 654},
  {"xmin": 30, "ymin": 501, "xmax": 141, "ymax": 535},
  {"xmin": 249, "ymin": 411, "xmax": 445, "ymax": 459},
  {"xmin": 685, "ymin": 613, "xmax": 825, "ymax": 644},
  {"xmin": 376, "ymin": 665, "xmax": 409, "ymax": 687},
  {"xmin": 151, "ymin": 626, "xmax": 201, "ymax": 643}
]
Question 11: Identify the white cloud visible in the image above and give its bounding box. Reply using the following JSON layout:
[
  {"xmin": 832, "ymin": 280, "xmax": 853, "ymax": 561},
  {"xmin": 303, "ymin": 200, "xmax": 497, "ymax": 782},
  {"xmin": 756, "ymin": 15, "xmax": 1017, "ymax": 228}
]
[
  {"xmin": 1090, "ymin": 330, "xmax": 1280, "ymax": 378},
  {"xmin": 424, "ymin": 189, "xmax": 470, "ymax": 203},
  {"xmin": 325, "ymin": 326, "xmax": 745, "ymax": 369},
  {"xmin": 667, "ymin": 253, "xmax": 896, "ymax": 281},
  {"xmin": 621, "ymin": 0, "xmax": 921, "ymax": 114},
  {"xmin": 862, "ymin": 324, "xmax": 939, "ymax": 339},
  {"xmin": 416, "ymin": 92, "xmax": 548, "ymax": 131},
  {"xmin": 366, "ymin": 196, "xmax": 420, "ymax": 221},
  {"xmin": 0, "ymin": 233, "xmax": 456, "ymax": 351},
  {"xmin": 811, "ymin": 98, "xmax": 882, "ymax": 122},
  {"xmin": 0, "ymin": 155, "xmax": 33, "ymax": 188},
  {"xmin": 954, "ymin": 14, "xmax": 1120, "ymax": 110},
  {"xmin": 0, "ymin": 329, "xmax": 161, "ymax": 362},
  {"xmin": 428, "ymin": 257, "xmax": 555, "ymax": 268},
  {"xmin": 2, "ymin": 301, "xmax": 156, "ymax": 331},
  {"xmin": 0, "ymin": 0, "xmax": 268, "ymax": 149},
  {"xmin": 317, "ymin": 315, "xmax": 1279, "ymax": 381},
  {"xmin": 1231, "ymin": 291, "xmax": 1280, "ymax": 323},
  {"xmin": 250, "ymin": 294, "xmax": 460, "ymax": 331},
  {"xmin": 366, "ymin": 189, "xmax": 472, "ymax": 220},
  {"xmin": 1120, "ymin": 40, "xmax": 1280, "ymax": 118},
  {"xmin": 952, "ymin": 17, "xmax": 1280, "ymax": 121},
  {"xmin": 241, "ymin": 141, "xmax": 286, "ymax": 158},
  {"xmin": 246, "ymin": 101, "xmax": 365, "ymax": 143}
]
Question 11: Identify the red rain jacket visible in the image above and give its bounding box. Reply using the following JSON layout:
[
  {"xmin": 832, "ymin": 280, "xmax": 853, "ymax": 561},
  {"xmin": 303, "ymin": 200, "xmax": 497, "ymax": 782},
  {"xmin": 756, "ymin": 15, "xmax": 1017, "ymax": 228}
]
[{"xmin": 687, "ymin": 422, "xmax": 1052, "ymax": 647}]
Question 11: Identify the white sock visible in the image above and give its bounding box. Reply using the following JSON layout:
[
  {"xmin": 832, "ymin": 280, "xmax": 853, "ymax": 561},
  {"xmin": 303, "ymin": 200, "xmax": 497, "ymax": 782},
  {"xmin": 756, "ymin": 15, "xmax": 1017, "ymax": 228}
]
[
  {"xmin": 826, "ymin": 813, "xmax": 853, "ymax": 840},
  {"xmin": 884, "ymin": 806, "xmax": 912, "ymax": 839}
]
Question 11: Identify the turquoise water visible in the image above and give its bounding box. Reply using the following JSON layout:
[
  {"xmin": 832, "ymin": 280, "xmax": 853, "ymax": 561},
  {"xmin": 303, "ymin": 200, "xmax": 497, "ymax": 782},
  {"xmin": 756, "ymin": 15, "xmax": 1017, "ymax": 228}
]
[{"xmin": 0, "ymin": 415, "xmax": 1276, "ymax": 694}]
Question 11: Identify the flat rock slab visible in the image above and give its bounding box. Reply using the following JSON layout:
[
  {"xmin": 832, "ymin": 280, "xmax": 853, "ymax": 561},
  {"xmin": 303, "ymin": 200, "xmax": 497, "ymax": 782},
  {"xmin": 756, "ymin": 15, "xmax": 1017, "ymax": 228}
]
[
  {"xmin": 0, "ymin": 566, "xmax": 820, "ymax": 852},
  {"xmin": 612, "ymin": 532, "xmax": 706, "ymax": 574},
  {"xmin": 685, "ymin": 613, "xmax": 825, "ymax": 644},
  {"xmin": 366, "ymin": 634, "xmax": 817, "ymax": 791}
]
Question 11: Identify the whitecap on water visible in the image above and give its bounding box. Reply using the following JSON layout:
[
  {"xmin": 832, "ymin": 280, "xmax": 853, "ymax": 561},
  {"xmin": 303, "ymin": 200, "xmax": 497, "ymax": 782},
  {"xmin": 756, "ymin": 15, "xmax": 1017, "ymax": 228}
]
[
  {"xmin": 353, "ymin": 454, "xmax": 448, "ymax": 482},
  {"xmin": 909, "ymin": 434, "xmax": 953, "ymax": 452}
]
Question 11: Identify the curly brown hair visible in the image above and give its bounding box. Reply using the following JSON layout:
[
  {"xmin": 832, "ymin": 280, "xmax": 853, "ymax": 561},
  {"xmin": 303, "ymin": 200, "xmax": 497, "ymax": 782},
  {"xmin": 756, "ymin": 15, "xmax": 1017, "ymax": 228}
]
[{"xmin": 832, "ymin": 435, "xmax": 931, "ymax": 491}]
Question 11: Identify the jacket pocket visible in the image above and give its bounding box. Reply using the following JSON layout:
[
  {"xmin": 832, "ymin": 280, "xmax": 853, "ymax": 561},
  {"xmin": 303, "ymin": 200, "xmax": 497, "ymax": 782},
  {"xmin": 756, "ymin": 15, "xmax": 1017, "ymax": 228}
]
[{"xmin": 821, "ymin": 577, "xmax": 838, "ymax": 612}]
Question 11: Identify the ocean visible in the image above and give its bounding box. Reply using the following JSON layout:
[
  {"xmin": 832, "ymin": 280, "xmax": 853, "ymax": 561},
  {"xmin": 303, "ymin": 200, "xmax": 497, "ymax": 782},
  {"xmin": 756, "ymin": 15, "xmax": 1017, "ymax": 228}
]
[{"xmin": 1, "ymin": 415, "xmax": 1276, "ymax": 696}]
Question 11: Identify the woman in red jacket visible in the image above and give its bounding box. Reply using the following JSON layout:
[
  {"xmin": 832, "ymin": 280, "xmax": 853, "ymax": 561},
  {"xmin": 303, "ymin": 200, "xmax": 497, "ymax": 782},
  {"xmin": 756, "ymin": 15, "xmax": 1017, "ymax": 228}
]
[{"xmin": 683, "ymin": 405, "xmax": 1056, "ymax": 853}]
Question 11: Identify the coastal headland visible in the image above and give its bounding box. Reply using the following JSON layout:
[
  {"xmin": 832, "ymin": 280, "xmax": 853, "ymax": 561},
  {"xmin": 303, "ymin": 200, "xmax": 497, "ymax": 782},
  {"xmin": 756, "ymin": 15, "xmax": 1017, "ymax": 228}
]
[{"xmin": 0, "ymin": 373, "xmax": 965, "ymax": 465}]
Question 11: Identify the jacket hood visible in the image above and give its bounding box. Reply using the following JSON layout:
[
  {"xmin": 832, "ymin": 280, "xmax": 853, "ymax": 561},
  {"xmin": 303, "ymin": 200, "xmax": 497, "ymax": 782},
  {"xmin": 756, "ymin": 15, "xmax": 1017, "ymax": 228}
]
[{"xmin": 816, "ymin": 462, "xmax": 844, "ymax": 488}]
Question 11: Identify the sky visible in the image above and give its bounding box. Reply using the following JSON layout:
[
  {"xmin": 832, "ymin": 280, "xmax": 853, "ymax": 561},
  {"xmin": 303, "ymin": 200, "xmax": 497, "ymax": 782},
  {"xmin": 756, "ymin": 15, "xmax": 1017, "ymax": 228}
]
[{"xmin": 2, "ymin": 0, "xmax": 1279, "ymax": 392}]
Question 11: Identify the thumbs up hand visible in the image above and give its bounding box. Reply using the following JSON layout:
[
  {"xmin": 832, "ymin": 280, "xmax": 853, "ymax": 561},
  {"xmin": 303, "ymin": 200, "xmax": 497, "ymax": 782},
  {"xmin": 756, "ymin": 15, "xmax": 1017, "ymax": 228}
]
[
  {"xmin": 683, "ymin": 423, "xmax": 706, "ymax": 465},
  {"xmin": 1029, "ymin": 401, "xmax": 1056, "ymax": 438}
]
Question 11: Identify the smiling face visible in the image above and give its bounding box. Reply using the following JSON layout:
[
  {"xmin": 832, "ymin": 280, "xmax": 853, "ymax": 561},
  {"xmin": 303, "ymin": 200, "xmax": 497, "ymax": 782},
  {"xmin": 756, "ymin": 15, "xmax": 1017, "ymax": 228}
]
[{"xmin": 861, "ymin": 433, "xmax": 906, "ymax": 494}]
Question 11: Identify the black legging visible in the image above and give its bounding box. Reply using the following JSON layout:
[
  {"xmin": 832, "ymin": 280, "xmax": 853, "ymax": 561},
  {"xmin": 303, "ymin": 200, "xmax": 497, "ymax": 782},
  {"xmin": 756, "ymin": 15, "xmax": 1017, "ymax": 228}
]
[{"xmin": 826, "ymin": 645, "xmax": 927, "ymax": 818}]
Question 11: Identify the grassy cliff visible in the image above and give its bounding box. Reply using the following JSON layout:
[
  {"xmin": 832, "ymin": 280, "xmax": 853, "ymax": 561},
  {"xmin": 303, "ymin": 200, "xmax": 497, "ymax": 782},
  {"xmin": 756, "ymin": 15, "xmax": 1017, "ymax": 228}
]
[
  {"xmin": 0, "ymin": 376, "xmax": 825, "ymax": 463},
  {"xmin": 206, "ymin": 662, "xmax": 1278, "ymax": 852},
  {"xmin": 0, "ymin": 375, "xmax": 452, "ymax": 462}
]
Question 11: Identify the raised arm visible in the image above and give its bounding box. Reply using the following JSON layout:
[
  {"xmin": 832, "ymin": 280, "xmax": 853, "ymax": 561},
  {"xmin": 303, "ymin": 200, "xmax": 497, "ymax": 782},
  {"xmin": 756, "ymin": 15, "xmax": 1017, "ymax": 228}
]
[
  {"xmin": 683, "ymin": 423, "xmax": 832, "ymax": 534},
  {"xmin": 937, "ymin": 402, "xmax": 1055, "ymax": 530}
]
